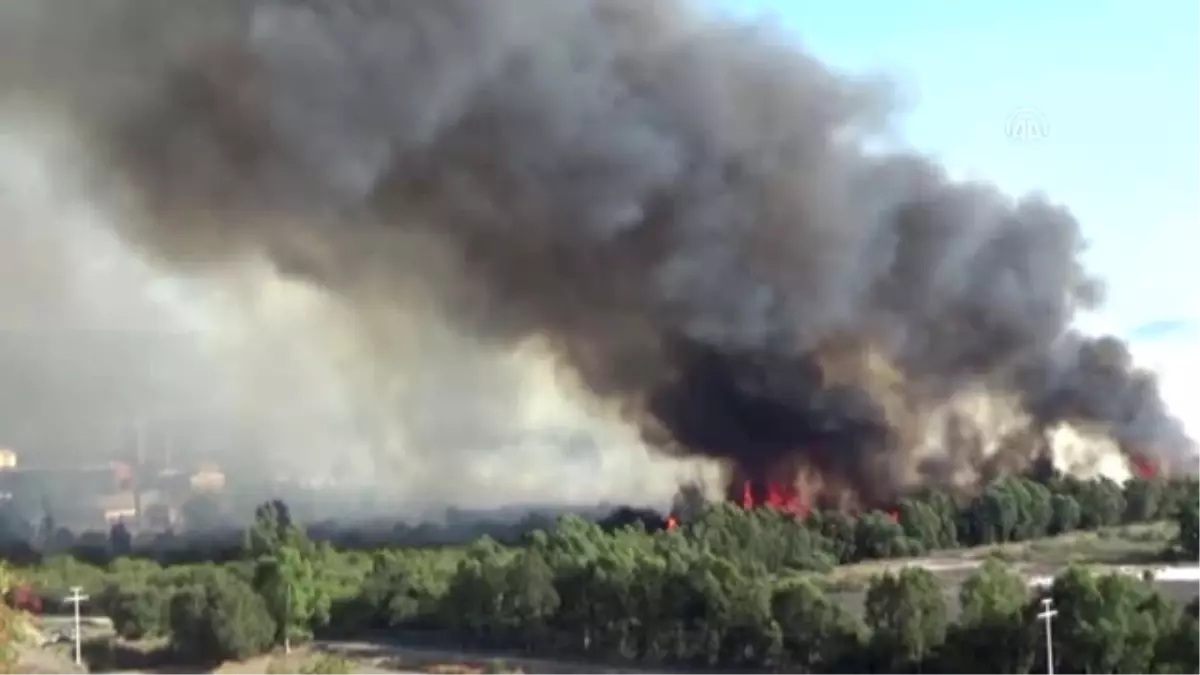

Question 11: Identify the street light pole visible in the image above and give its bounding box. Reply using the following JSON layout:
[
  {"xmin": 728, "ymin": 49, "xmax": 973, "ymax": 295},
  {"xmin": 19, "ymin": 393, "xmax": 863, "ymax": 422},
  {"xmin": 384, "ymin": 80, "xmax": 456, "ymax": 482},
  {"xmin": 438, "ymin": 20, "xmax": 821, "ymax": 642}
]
[
  {"xmin": 1037, "ymin": 597, "xmax": 1058, "ymax": 675},
  {"xmin": 65, "ymin": 586, "xmax": 89, "ymax": 666}
]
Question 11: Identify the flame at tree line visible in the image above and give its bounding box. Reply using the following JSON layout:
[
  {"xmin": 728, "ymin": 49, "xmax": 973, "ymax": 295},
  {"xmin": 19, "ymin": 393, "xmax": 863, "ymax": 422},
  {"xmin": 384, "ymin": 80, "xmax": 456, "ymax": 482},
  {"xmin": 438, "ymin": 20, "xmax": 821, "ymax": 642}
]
[
  {"xmin": 661, "ymin": 478, "xmax": 900, "ymax": 530},
  {"xmin": 662, "ymin": 451, "xmax": 1162, "ymax": 529},
  {"xmin": 660, "ymin": 473, "xmax": 905, "ymax": 530},
  {"xmin": 1132, "ymin": 457, "xmax": 1159, "ymax": 480},
  {"xmin": 736, "ymin": 480, "xmax": 899, "ymax": 523}
]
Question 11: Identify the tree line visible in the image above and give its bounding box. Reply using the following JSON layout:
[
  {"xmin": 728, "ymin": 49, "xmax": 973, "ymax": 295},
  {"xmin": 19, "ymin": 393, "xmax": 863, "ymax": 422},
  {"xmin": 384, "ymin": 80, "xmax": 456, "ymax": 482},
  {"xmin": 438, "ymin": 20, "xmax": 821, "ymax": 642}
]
[{"xmin": 7, "ymin": 473, "xmax": 1200, "ymax": 672}]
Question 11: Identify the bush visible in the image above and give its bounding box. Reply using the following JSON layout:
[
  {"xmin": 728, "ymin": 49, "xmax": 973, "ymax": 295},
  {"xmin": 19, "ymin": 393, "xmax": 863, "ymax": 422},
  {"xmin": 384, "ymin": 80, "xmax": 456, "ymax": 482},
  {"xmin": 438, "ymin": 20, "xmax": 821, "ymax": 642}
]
[
  {"xmin": 103, "ymin": 584, "xmax": 168, "ymax": 640},
  {"xmin": 168, "ymin": 569, "xmax": 276, "ymax": 664},
  {"xmin": 299, "ymin": 653, "xmax": 356, "ymax": 674}
]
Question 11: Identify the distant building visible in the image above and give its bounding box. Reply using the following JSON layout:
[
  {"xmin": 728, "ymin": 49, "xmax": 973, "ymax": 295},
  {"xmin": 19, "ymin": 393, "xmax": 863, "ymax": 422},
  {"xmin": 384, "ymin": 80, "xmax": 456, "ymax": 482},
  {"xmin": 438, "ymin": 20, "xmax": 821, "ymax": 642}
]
[
  {"xmin": 0, "ymin": 455, "xmax": 139, "ymax": 530},
  {"xmin": 190, "ymin": 465, "xmax": 226, "ymax": 492},
  {"xmin": 99, "ymin": 492, "xmax": 138, "ymax": 527},
  {"xmin": 0, "ymin": 445, "xmax": 218, "ymax": 534}
]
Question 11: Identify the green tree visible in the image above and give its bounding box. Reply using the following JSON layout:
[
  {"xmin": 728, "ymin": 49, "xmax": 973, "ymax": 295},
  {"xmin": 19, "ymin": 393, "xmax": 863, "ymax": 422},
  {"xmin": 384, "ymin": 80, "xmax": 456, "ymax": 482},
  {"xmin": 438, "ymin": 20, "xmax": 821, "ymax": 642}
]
[
  {"xmin": 941, "ymin": 558, "xmax": 1035, "ymax": 673},
  {"xmin": 1176, "ymin": 492, "xmax": 1199, "ymax": 560},
  {"xmin": 1048, "ymin": 566, "xmax": 1182, "ymax": 674},
  {"xmin": 245, "ymin": 500, "xmax": 333, "ymax": 647},
  {"xmin": 771, "ymin": 577, "xmax": 864, "ymax": 672},
  {"xmin": 104, "ymin": 584, "xmax": 168, "ymax": 640},
  {"xmin": 1153, "ymin": 607, "xmax": 1200, "ymax": 673},
  {"xmin": 168, "ymin": 570, "xmax": 276, "ymax": 665},
  {"xmin": 1073, "ymin": 478, "xmax": 1125, "ymax": 530},
  {"xmin": 854, "ymin": 511, "xmax": 911, "ymax": 560},
  {"xmin": 1123, "ymin": 476, "xmax": 1164, "ymax": 523},
  {"xmin": 442, "ymin": 537, "xmax": 513, "ymax": 648},
  {"xmin": 245, "ymin": 499, "xmax": 293, "ymax": 557},
  {"xmin": 897, "ymin": 498, "xmax": 943, "ymax": 554},
  {"xmin": 1047, "ymin": 493, "xmax": 1081, "ymax": 535},
  {"xmin": 961, "ymin": 483, "xmax": 1017, "ymax": 545},
  {"xmin": 253, "ymin": 539, "xmax": 333, "ymax": 647},
  {"xmin": 806, "ymin": 510, "xmax": 857, "ymax": 563},
  {"xmin": 864, "ymin": 567, "xmax": 948, "ymax": 671},
  {"xmin": 907, "ymin": 488, "xmax": 959, "ymax": 549},
  {"xmin": 499, "ymin": 549, "xmax": 560, "ymax": 650}
]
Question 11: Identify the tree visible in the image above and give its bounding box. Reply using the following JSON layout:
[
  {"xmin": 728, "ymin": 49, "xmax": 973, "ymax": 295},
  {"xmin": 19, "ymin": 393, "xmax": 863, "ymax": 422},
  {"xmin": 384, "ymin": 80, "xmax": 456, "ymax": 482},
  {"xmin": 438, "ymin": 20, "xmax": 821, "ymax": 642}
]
[
  {"xmin": 1072, "ymin": 478, "xmax": 1125, "ymax": 530},
  {"xmin": 441, "ymin": 537, "xmax": 513, "ymax": 648},
  {"xmin": 1047, "ymin": 493, "xmax": 1081, "ymax": 535},
  {"xmin": 499, "ymin": 549, "xmax": 560, "ymax": 650},
  {"xmin": 0, "ymin": 562, "xmax": 31, "ymax": 674},
  {"xmin": 1008, "ymin": 478, "xmax": 1052, "ymax": 540},
  {"xmin": 1048, "ymin": 566, "xmax": 1182, "ymax": 674},
  {"xmin": 1176, "ymin": 492, "xmax": 1199, "ymax": 560},
  {"xmin": 253, "ymin": 539, "xmax": 333, "ymax": 647},
  {"xmin": 906, "ymin": 488, "xmax": 959, "ymax": 549},
  {"xmin": 771, "ymin": 577, "xmax": 864, "ymax": 672},
  {"xmin": 246, "ymin": 499, "xmax": 294, "ymax": 558},
  {"xmin": 1153, "ymin": 607, "xmax": 1200, "ymax": 673},
  {"xmin": 806, "ymin": 510, "xmax": 857, "ymax": 563},
  {"xmin": 961, "ymin": 483, "xmax": 1017, "ymax": 545},
  {"xmin": 1123, "ymin": 477, "xmax": 1164, "ymax": 523},
  {"xmin": 854, "ymin": 511, "xmax": 911, "ymax": 561},
  {"xmin": 104, "ymin": 584, "xmax": 168, "ymax": 640},
  {"xmin": 245, "ymin": 503, "xmax": 333, "ymax": 648},
  {"xmin": 940, "ymin": 558, "xmax": 1035, "ymax": 673},
  {"xmin": 109, "ymin": 520, "xmax": 133, "ymax": 557},
  {"xmin": 897, "ymin": 498, "xmax": 943, "ymax": 554},
  {"xmin": 169, "ymin": 570, "xmax": 276, "ymax": 665},
  {"xmin": 864, "ymin": 567, "xmax": 948, "ymax": 671}
]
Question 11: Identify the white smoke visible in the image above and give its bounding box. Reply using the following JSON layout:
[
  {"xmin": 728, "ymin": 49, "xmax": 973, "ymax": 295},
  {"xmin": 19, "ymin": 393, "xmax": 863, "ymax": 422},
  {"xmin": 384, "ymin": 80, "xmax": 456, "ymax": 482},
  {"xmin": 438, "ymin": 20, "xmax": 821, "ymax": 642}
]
[
  {"xmin": 0, "ymin": 114, "xmax": 705, "ymax": 513},
  {"xmin": 1045, "ymin": 422, "xmax": 1131, "ymax": 483},
  {"xmin": 914, "ymin": 386, "xmax": 1137, "ymax": 488}
]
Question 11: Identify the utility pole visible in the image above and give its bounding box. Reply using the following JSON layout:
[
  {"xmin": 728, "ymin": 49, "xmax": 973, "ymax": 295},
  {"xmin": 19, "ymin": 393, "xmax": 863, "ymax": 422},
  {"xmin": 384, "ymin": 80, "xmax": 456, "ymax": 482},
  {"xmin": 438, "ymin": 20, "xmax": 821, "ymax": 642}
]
[
  {"xmin": 284, "ymin": 582, "xmax": 292, "ymax": 654},
  {"xmin": 1038, "ymin": 597, "xmax": 1058, "ymax": 675},
  {"xmin": 65, "ymin": 586, "xmax": 89, "ymax": 666}
]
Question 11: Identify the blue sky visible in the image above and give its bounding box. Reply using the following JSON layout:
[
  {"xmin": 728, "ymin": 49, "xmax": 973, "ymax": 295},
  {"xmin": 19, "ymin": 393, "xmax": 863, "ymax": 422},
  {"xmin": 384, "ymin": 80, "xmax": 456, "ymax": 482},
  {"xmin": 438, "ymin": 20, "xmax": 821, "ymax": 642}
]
[{"xmin": 711, "ymin": 0, "xmax": 1199, "ymax": 433}]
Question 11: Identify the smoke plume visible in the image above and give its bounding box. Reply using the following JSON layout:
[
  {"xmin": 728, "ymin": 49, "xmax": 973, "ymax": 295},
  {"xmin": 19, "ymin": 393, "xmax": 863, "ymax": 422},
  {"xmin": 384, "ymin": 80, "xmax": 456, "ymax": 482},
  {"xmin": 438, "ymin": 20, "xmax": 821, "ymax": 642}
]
[{"xmin": 0, "ymin": 0, "xmax": 1192, "ymax": 510}]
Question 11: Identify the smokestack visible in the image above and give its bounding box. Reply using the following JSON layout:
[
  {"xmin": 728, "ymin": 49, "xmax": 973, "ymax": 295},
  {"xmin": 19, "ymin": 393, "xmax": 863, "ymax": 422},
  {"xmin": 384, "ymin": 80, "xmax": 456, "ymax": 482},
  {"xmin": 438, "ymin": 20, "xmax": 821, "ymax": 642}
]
[{"xmin": 0, "ymin": 0, "xmax": 1192, "ymax": 508}]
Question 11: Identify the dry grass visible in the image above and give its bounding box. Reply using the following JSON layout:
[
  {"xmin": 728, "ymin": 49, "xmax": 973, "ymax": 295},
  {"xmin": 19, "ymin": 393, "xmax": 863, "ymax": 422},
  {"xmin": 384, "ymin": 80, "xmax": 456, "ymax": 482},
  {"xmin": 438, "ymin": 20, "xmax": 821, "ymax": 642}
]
[
  {"xmin": 956, "ymin": 521, "xmax": 1177, "ymax": 567},
  {"xmin": 810, "ymin": 521, "xmax": 1179, "ymax": 593}
]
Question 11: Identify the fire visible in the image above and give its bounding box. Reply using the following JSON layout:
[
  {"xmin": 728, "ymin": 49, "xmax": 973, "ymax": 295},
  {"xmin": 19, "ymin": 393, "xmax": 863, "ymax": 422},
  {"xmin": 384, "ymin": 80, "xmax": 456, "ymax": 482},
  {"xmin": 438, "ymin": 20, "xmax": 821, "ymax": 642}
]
[
  {"xmin": 666, "ymin": 515, "xmax": 679, "ymax": 530},
  {"xmin": 1131, "ymin": 456, "xmax": 1158, "ymax": 480},
  {"xmin": 740, "ymin": 480, "xmax": 811, "ymax": 519},
  {"xmin": 887, "ymin": 510, "xmax": 899, "ymax": 524}
]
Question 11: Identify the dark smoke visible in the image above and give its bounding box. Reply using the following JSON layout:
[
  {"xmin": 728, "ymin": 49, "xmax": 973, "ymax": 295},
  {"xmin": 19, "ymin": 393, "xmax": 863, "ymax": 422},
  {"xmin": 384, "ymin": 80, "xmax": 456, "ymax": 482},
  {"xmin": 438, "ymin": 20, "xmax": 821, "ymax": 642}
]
[{"xmin": 0, "ymin": 0, "xmax": 1193, "ymax": 507}]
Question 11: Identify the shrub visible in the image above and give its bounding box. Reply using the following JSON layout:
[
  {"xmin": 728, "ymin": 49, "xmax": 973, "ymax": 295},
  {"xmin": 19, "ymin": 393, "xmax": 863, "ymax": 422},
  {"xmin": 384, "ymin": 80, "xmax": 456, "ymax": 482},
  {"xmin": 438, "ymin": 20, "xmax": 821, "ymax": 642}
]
[{"xmin": 168, "ymin": 569, "xmax": 276, "ymax": 664}]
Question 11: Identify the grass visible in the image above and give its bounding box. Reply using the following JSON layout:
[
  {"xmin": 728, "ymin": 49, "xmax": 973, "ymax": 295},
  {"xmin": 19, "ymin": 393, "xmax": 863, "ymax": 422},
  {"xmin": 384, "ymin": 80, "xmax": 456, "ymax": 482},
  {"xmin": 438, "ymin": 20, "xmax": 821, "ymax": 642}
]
[
  {"xmin": 957, "ymin": 521, "xmax": 1178, "ymax": 567},
  {"xmin": 812, "ymin": 521, "xmax": 1182, "ymax": 593}
]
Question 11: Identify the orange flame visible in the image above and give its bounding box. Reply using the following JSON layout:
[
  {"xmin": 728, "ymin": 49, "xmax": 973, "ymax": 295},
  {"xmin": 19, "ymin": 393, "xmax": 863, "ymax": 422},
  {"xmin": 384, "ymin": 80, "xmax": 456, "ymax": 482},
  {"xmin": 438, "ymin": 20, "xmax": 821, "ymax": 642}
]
[
  {"xmin": 1131, "ymin": 457, "xmax": 1158, "ymax": 479},
  {"xmin": 740, "ymin": 480, "xmax": 811, "ymax": 519},
  {"xmin": 666, "ymin": 515, "xmax": 679, "ymax": 530}
]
